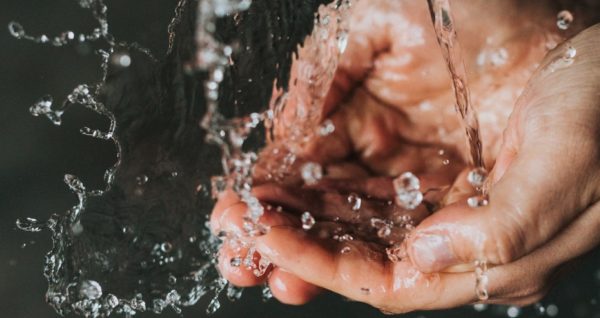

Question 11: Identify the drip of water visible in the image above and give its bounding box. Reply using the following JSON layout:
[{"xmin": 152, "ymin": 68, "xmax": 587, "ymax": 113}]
[{"xmin": 426, "ymin": 0, "xmax": 485, "ymax": 169}]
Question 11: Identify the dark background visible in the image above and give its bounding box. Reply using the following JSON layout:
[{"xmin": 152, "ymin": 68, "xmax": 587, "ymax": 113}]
[{"xmin": 1, "ymin": 0, "xmax": 599, "ymax": 317}]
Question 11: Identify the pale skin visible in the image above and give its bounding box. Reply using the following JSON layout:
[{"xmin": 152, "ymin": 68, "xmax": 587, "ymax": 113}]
[{"xmin": 211, "ymin": 0, "xmax": 600, "ymax": 313}]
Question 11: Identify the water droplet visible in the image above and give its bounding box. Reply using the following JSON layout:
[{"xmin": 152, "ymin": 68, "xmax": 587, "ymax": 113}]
[
  {"xmin": 8, "ymin": 21, "xmax": 25, "ymax": 38},
  {"xmin": 16, "ymin": 217, "xmax": 44, "ymax": 232},
  {"xmin": 230, "ymin": 257, "xmax": 242, "ymax": 267},
  {"xmin": 546, "ymin": 304, "xmax": 559, "ymax": 317},
  {"xmin": 474, "ymin": 260, "xmax": 489, "ymax": 301},
  {"xmin": 64, "ymin": 174, "xmax": 86, "ymax": 193},
  {"xmin": 211, "ymin": 175, "xmax": 227, "ymax": 198},
  {"xmin": 347, "ymin": 193, "xmax": 362, "ymax": 211},
  {"xmin": 467, "ymin": 167, "xmax": 488, "ymax": 188},
  {"xmin": 467, "ymin": 195, "xmax": 489, "ymax": 208},
  {"xmin": 206, "ymin": 298, "xmax": 221, "ymax": 314},
  {"xmin": 534, "ymin": 303, "xmax": 546, "ymax": 315},
  {"xmin": 337, "ymin": 31, "xmax": 349, "ymax": 53},
  {"xmin": 301, "ymin": 162, "xmax": 323, "ymax": 185},
  {"xmin": 29, "ymin": 95, "xmax": 63, "ymax": 125},
  {"xmin": 301, "ymin": 211, "xmax": 315, "ymax": 230},
  {"xmin": 136, "ymin": 174, "xmax": 148, "ymax": 186},
  {"xmin": 318, "ymin": 119, "xmax": 335, "ymax": 136},
  {"xmin": 261, "ymin": 284, "xmax": 273, "ymax": 301},
  {"xmin": 340, "ymin": 246, "xmax": 351, "ymax": 254},
  {"xmin": 371, "ymin": 218, "xmax": 392, "ymax": 238},
  {"xmin": 160, "ymin": 242, "xmax": 173, "ymax": 253},
  {"xmin": 337, "ymin": 234, "xmax": 354, "ymax": 242},
  {"xmin": 386, "ymin": 244, "xmax": 407, "ymax": 262},
  {"xmin": 106, "ymin": 294, "xmax": 119, "ymax": 308},
  {"xmin": 564, "ymin": 45, "xmax": 577, "ymax": 60},
  {"xmin": 507, "ymin": 306, "xmax": 521, "ymax": 317},
  {"xmin": 393, "ymin": 172, "xmax": 423, "ymax": 210},
  {"xmin": 79, "ymin": 280, "xmax": 102, "ymax": 300},
  {"xmin": 556, "ymin": 10, "xmax": 573, "ymax": 30}
]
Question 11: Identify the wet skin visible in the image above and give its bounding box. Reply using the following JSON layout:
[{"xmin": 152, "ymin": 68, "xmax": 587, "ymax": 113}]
[{"xmin": 211, "ymin": 0, "xmax": 600, "ymax": 312}]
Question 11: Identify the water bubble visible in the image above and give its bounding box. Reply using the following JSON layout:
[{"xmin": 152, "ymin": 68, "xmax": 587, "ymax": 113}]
[
  {"xmin": 8, "ymin": 21, "xmax": 25, "ymax": 38},
  {"xmin": 393, "ymin": 172, "xmax": 423, "ymax": 210},
  {"xmin": 557, "ymin": 10, "xmax": 573, "ymax": 30},
  {"xmin": 79, "ymin": 280, "xmax": 103, "ymax": 300},
  {"xmin": 301, "ymin": 211, "xmax": 316, "ymax": 230},
  {"xmin": 467, "ymin": 167, "xmax": 488, "ymax": 188},
  {"xmin": 347, "ymin": 193, "xmax": 362, "ymax": 211},
  {"xmin": 16, "ymin": 217, "xmax": 44, "ymax": 232},
  {"xmin": 467, "ymin": 195, "xmax": 489, "ymax": 208},
  {"xmin": 301, "ymin": 162, "xmax": 323, "ymax": 185}
]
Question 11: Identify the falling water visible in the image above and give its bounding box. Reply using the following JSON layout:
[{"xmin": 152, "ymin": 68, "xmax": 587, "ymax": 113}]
[
  {"xmin": 426, "ymin": 0, "xmax": 485, "ymax": 170},
  {"xmin": 426, "ymin": 0, "xmax": 489, "ymax": 300}
]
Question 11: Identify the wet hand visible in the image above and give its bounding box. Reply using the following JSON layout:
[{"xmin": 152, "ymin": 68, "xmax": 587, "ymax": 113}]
[{"xmin": 212, "ymin": 0, "xmax": 600, "ymax": 312}]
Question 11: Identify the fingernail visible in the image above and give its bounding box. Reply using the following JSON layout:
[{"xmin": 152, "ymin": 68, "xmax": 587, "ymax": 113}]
[{"xmin": 411, "ymin": 233, "xmax": 456, "ymax": 272}]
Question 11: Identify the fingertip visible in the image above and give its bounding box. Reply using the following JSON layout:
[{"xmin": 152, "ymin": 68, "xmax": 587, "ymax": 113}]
[{"xmin": 268, "ymin": 268, "xmax": 322, "ymax": 305}]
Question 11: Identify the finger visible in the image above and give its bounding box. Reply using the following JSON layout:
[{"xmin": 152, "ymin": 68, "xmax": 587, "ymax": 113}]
[
  {"xmin": 268, "ymin": 268, "xmax": 323, "ymax": 305},
  {"xmin": 218, "ymin": 243, "xmax": 266, "ymax": 287},
  {"xmin": 210, "ymin": 190, "xmax": 241, "ymax": 235},
  {"xmin": 255, "ymin": 226, "xmax": 480, "ymax": 312}
]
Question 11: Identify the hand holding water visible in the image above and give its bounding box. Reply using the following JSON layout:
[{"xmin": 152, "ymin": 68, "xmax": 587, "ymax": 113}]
[{"xmin": 212, "ymin": 0, "xmax": 600, "ymax": 312}]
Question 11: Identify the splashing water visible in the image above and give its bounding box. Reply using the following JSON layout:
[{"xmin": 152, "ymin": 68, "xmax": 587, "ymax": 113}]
[{"xmin": 11, "ymin": 0, "xmax": 359, "ymax": 316}]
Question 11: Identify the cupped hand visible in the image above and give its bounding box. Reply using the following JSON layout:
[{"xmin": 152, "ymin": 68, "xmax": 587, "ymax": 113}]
[{"xmin": 212, "ymin": 0, "xmax": 600, "ymax": 313}]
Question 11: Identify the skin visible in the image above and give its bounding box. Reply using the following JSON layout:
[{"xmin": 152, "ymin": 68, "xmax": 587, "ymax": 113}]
[{"xmin": 211, "ymin": 0, "xmax": 600, "ymax": 313}]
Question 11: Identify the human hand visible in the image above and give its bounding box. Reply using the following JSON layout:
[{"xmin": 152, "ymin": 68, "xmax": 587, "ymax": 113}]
[{"xmin": 212, "ymin": 0, "xmax": 600, "ymax": 313}]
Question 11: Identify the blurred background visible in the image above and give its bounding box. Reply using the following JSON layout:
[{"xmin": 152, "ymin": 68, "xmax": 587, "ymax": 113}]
[{"xmin": 1, "ymin": 0, "xmax": 599, "ymax": 317}]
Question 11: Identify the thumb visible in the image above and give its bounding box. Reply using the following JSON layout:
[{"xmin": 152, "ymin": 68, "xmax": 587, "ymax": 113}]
[{"xmin": 407, "ymin": 26, "xmax": 600, "ymax": 273}]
